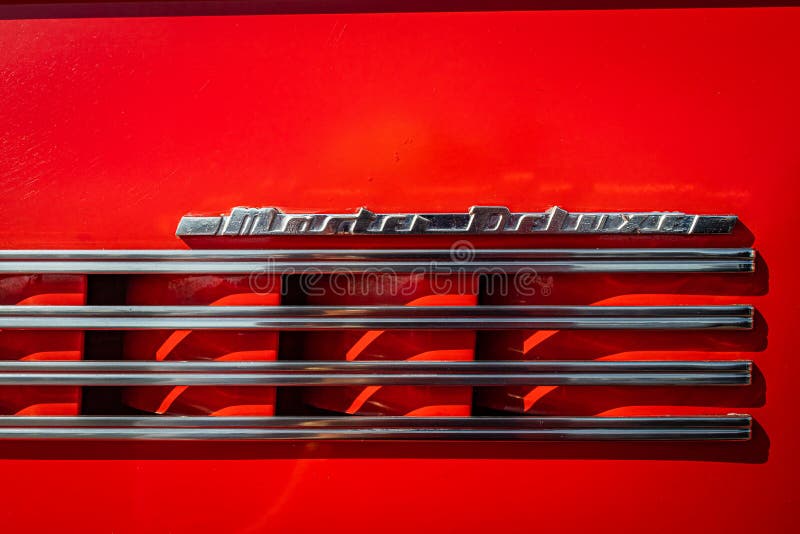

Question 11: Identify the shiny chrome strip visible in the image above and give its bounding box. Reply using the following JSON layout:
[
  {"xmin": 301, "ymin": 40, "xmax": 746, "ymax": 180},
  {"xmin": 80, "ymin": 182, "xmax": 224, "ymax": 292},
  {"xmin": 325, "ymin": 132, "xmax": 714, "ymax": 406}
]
[
  {"xmin": 0, "ymin": 415, "xmax": 752, "ymax": 441},
  {"xmin": 0, "ymin": 305, "xmax": 753, "ymax": 330},
  {"xmin": 0, "ymin": 248, "xmax": 756, "ymax": 273},
  {"xmin": 0, "ymin": 360, "xmax": 751, "ymax": 386},
  {"xmin": 0, "ymin": 305, "xmax": 754, "ymax": 317},
  {"xmin": 0, "ymin": 249, "xmax": 756, "ymax": 260}
]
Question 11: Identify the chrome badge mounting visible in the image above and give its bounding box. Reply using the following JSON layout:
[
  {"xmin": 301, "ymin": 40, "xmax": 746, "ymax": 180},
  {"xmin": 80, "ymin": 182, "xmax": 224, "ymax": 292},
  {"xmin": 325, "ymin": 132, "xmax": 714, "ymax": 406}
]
[{"xmin": 176, "ymin": 206, "xmax": 737, "ymax": 236}]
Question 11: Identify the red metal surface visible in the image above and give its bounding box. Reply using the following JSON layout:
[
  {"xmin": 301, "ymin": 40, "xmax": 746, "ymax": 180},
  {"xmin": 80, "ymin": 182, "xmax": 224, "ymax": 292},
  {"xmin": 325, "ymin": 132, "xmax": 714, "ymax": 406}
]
[{"xmin": 0, "ymin": 4, "xmax": 798, "ymax": 533}]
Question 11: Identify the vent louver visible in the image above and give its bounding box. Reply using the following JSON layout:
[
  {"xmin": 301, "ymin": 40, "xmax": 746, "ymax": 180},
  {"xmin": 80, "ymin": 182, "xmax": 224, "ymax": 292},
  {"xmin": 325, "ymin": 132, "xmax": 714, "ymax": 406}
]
[{"xmin": 0, "ymin": 248, "xmax": 756, "ymax": 441}]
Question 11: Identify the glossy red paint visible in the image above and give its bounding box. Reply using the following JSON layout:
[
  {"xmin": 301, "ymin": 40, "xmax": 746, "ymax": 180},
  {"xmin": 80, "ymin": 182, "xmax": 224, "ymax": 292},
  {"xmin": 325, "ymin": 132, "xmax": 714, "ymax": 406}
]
[{"xmin": 0, "ymin": 5, "xmax": 798, "ymax": 533}]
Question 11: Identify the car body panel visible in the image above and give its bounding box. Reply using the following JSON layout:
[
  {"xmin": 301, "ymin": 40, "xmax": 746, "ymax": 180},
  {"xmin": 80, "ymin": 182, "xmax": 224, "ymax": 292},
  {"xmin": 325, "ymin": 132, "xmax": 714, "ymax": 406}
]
[{"xmin": 0, "ymin": 4, "xmax": 797, "ymax": 532}]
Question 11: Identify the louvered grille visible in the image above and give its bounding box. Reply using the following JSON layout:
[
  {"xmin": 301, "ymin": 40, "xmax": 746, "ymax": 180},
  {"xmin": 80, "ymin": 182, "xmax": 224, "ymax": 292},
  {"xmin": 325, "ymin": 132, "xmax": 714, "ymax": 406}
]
[{"xmin": 0, "ymin": 248, "xmax": 756, "ymax": 440}]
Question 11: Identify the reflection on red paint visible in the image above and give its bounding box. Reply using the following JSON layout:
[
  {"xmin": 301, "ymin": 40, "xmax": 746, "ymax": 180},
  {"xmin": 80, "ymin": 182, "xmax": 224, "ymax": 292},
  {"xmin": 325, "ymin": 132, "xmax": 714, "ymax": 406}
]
[
  {"xmin": 301, "ymin": 274, "xmax": 477, "ymax": 416},
  {"xmin": 122, "ymin": 275, "xmax": 280, "ymax": 415},
  {"xmin": 0, "ymin": 275, "xmax": 85, "ymax": 414}
]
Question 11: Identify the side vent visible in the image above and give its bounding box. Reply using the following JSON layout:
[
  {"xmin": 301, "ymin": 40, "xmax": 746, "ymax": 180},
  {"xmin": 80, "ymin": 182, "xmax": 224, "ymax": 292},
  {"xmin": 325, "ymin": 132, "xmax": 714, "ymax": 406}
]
[{"xmin": 0, "ymin": 248, "xmax": 756, "ymax": 441}]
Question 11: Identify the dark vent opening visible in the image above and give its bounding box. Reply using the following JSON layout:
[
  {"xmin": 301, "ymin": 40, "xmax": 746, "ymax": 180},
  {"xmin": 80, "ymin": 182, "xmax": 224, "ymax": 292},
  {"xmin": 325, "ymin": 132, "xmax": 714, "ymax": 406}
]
[{"xmin": 81, "ymin": 275, "xmax": 133, "ymax": 415}]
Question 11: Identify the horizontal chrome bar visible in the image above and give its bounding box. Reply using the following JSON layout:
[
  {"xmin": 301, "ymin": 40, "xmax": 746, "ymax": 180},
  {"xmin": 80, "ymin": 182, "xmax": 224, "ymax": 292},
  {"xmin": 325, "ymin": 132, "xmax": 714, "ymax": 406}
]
[
  {"xmin": 0, "ymin": 416, "xmax": 751, "ymax": 441},
  {"xmin": 0, "ymin": 305, "xmax": 753, "ymax": 330},
  {"xmin": 0, "ymin": 248, "xmax": 755, "ymax": 273},
  {"xmin": 0, "ymin": 249, "xmax": 757, "ymax": 260},
  {"xmin": 0, "ymin": 415, "xmax": 751, "ymax": 428},
  {"xmin": 0, "ymin": 305, "xmax": 754, "ymax": 317},
  {"xmin": 0, "ymin": 360, "xmax": 752, "ymax": 372},
  {"xmin": 0, "ymin": 360, "xmax": 751, "ymax": 386}
]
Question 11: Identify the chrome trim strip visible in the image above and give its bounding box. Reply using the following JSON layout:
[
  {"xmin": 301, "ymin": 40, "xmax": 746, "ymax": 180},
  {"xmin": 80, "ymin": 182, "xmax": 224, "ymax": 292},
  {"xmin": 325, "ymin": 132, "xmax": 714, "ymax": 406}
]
[
  {"xmin": 0, "ymin": 360, "xmax": 751, "ymax": 386},
  {"xmin": 0, "ymin": 305, "xmax": 754, "ymax": 317},
  {"xmin": 0, "ymin": 415, "xmax": 751, "ymax": 428},
  {"xmin": 0, "ymin": 360, "xmax": 751, "ymax": 372},
  {"xmin": 0, "ymin": 248, "xmax": 756, "ymax": 260},
  {"xmin": 0, "ymin": 248, "xmax": 756, "ymax": 273},
  {"xmin": 0, "ymin": 305, "xmax": 753, "ymax": 330},
  {"xmin": 0, "ymin": 416, "xmax": 752, "ymax": 441}
]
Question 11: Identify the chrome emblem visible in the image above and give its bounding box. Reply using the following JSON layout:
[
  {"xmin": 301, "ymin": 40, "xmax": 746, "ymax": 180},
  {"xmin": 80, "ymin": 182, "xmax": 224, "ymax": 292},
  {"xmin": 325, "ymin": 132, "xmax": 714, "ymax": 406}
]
[{"xmin": 176, "ymin": 206, "xmax": 737, "ymax": 236}]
